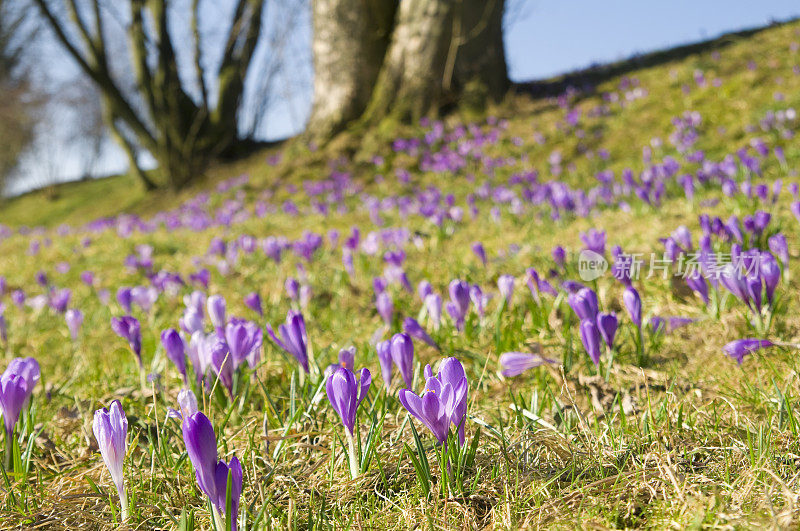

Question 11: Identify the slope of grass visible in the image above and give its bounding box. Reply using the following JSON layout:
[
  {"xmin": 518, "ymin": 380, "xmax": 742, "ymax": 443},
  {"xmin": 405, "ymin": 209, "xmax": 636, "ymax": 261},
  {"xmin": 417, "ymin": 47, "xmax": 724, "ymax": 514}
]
[{"xmin": 0, "ymin": 18, "xmax": 798, "ymax": 530}]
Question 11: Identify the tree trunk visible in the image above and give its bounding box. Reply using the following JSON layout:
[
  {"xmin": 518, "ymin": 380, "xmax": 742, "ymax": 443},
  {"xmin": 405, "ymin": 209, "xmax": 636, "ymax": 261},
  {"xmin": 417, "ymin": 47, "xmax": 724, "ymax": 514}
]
[
  {"xmin": 307, "ymin": 0, "xmax": 397, "ymax": 137},
  {"xmin": 310, "ymin": 0, "xmax": 508, "ymax": 132}
]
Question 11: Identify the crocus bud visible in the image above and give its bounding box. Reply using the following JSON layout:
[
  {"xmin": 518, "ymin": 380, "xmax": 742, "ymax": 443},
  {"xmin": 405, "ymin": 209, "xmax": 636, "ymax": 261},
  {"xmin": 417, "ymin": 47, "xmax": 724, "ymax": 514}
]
[
  {"xmin": 111, "ymin": 316, "xmax": 143, "ymax": 367},
  {"xmin": 417, "ymin": 280, "xmax": 433, "ymax": 302},
  {"xmin": 568, "ymin": 288, "xmax": 599, "ymax": 321},
  {"xmin": 207, "ymin": 295, "xmax": 226, "ymax": 330},
  {"xmin": 326, "ymin": 367, "xmax": 371, "ymax": 437},
  {"xmin": 93, "ymin": 400, "xmax": 129, "ymax": 520},
  {"xmin": 579, "ymin": 319, "xmax": 602, "ymax": 366},
  {"xmin": 497, "ymin": 275, "xmax": 515, "ymax": 305},
  {"xmin": 65, "ymin": 309, "xmax": 83, "ymax": 341},
  {"xmin": 182, "ymin": 411, "xmax": 243, "ymax": 529},
  {"xmin": 552, "ymin": 246, "xmax": 566, "ymax": 268},
  {"xmin": 424, "ymin": 293, "xmax": 442, "ymax": 327},
  {"xmin": 622, "ymin": 287, "xmax": 642, "ymax": 328},
  {"xmin": 375, "ymin": 292, "xmax": 393, "ymax": 325},
  {"xmin": 376, "ymin": 340, "xmax": 393, "ymax": 387},
  {"xmin": 161, "ymin": 328, "xmax": 187, "ymax": 384},
  {"xmin": 266, "ymin": 310, "xmax": 309, "ymax": 373},
  {"xmin": 472, "ymin": 242, "xmax": 487, "ymax": 266},
  {"xmin": 596, "ymin": 312, "xmax": 618, "ymax": 350},
  {"xmin": 390, "ymin": 333, "xmax": 414, "ymax": 389},
  {"xmin": 116, "ymin": 288, "xmax": 133, "ymax": 313},
  {"xmin": 0, "ymin": 374, "xmax": 28, "ymax": 439}
]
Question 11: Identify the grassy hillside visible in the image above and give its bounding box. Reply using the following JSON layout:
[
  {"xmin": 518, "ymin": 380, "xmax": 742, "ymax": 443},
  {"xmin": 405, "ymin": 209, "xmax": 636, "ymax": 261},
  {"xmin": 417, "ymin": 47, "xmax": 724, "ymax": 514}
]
[{"xmin": 0, "ymin": 19, "xmax": 798, "ymax": 529}]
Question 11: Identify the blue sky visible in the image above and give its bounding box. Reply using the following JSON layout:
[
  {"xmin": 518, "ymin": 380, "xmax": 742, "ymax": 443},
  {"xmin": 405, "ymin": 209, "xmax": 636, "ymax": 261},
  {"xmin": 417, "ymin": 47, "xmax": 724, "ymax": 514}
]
[
  {"xmin": 9, "ymin": 1, "xmax": 800, "ymax": 194},
  {"xmin": 505, "ymin": 0, "xmax": 800, "ymax": 80}
]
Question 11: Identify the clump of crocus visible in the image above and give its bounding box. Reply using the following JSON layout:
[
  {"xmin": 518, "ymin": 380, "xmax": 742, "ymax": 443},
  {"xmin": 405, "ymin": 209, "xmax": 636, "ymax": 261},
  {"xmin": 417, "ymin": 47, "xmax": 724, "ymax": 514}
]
[
  {"xmin": 399, "ymin": 357, "xmax": 468, "ymax": 447},
  {"xmin": 111, "ymin": 316, "xmax": 143, "ymax": 368},
  {"xmin": 183, "ymin": 411, "xmax": 242, "ymax": 530},
  {"xmin": 500, "ymin": 351, "xmax": 558, "ymax": 377},
  {"xmin": 93, "ymin": 401, "xmax": 129, "ymax": 521},
  {"xmin": 266, "ymin": 310, "xmax": 310, "ymax": 376},
  {"xmin": 424, "ymin": 358, "xmax": 469, "ymax": 445},
  {"xmin": 326, "ymin": 366, "xmax": 371, "ymax": 478}
]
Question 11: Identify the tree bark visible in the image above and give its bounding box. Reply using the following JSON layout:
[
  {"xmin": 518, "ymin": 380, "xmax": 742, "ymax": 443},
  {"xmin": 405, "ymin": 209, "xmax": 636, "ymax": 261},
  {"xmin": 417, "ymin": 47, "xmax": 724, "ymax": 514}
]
[
  {"xmin": 310, "ymin": 0, "xmax": 508, "ymax": 132},
  {"xmin": 33, "ymin": 0, "xmax": 264, "ymax": 191},
  {"xmin": 307, "ymin": 0, "xmax": 397, "ymax": 137}
]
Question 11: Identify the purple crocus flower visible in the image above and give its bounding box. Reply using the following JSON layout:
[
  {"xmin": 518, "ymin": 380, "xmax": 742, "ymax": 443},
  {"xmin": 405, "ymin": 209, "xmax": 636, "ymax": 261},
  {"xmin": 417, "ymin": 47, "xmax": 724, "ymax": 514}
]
[
  {"xmin": 623, "ymin": 287, "xmax": 642, "ymax": 327},
  {"xmin": 93, "ymin": 401, "xmax": 129, "ymax": 521},
  {"xmin": 0, "ymin": 374, "xmax": 28, "ymax": 443},
  {"xmin": 417, "ymin": 280, "xmax": 433, "ymax": 302},
  {"xmin": 581, "ymin": 228, "xmax": 606, "ymax": 256},
  {"xmin": 390, "ymin": 333, "xmax": 414, "ymax": 389},
  {"xmin": 446, "ymin": 279, "xmax": 470, "ymax": 330},
  {"xmin": 376, "ymin": 340, "xmax": 393, "ymax": 387},
  {"xmin": 424, "ymin": 358, "xmax": 469, "ymax": 445},
  {"xmin": 326, "ymin": 367, "xmax": 371, "ymax": 437},
  {"xmin": 723, "ymin": 338, "xmax": 773, "ymax": 365},
  {"xmin": 471, "ymin": 242, "xmax": 487, "ymax": 266},
  {"xmin": 243, "ymin": 292, "xmax": 262, "ymax": 316},
  {"xmin": 403, "ymin": 317, "xmax": 439, "ymax": 350},
  {"xmin": 207, "ymin": 295, "xmax": 226, "ymax": 332},
  {"xmin": 266, "ymin": 310, "xmax": 309, "ymax": 373},
  {"xmin": 161, "ymin": 329, "xmax": 188, "ymax": 384},
  {"xmin": 375, "ymin": 292, "xmax": 394, "ymax": 325},
  {"xmin": 568, "ymin": 287, "xmax": 598, "ymax": 321},
  {"xmin": 649, "ymin": 316, "xmax": 665, "ymax": 335},
  {"xmin": 685, "ymin": 272, "xmax": 709, "ymax": 305},
  {"xmin": 80, "ymin": 271, "xmax": 95, "ymax": 287},
  {"xmin": 469, "ymin": 285, "xmax": 489, "ymax": 318},
  {"xmin": 425, "ymin": 293, "xmax": 442, "ymax": 328},
  {"xmin": 760, "ymin": 252, "xmax": 781, "ymax": 305},
  {"xmin": 499, "ymin": 352, "xmax": 558, "ymax": 377},
  {"xmin": 768, "ymin": 233, "xmax": 789, "ymax": 266},
  {"xmin": 111, "ymin": 316, "xmax": 143, "ymax": 367},
  {"xmin": 399, "ymin": 364, "xmax": 467, "ymax": 446},
  {"xmin": 552, "ymin": 246, "xmax": 566, "ymax": 268},
  {"xmin": 11, "ymin": 290, "xmax": 24, "ymax": 308},
  {"xmin": 182, "ymin": 412, "xmax": 243, "ymax": 530},
  {"xmin": 225, "ymin": 319, "xmax": 262, "ymax": 369},
  {"xmin": 596, "ymin": 312, "xmax": 618, "ymax": 350},
  {"xmin": 50, "ymin": 288, "xmax": 71, "ymax": 314},
  {"xmin": 65, "ymin": 309, "xmax": 83, "ymax": 341},
  {"xmin": 207, "ymin": 336, "xmax": 235, "ymax": 397},
  {"xmin": 326, "ymin": 347, "xmax": 355, "ymax": 377},
  {"xmin": 285, "ymin": 278, "xmax": 300, "ymax": 301},
  {"xmin": 579, "ymin": 319, "xmax": 602, "ymax": 366},
  {"xmin": 497, "ymin": 275, "xmax": 515, "ymax": 306},
  {"xmin": 116, "ymin": 288, "xmax": 133, "ymax": 313}
]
